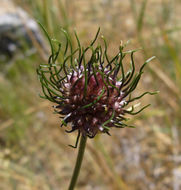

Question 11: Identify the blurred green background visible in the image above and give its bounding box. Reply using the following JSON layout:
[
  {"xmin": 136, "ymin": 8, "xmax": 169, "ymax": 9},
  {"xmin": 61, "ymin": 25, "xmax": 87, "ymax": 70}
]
[{"xmin": 0, "ymin": 0, "xmax": 181, "ymax": 189}]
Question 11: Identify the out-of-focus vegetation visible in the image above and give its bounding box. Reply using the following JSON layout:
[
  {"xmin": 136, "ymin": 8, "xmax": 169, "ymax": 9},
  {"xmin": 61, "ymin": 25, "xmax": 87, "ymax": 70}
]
[{"xmin": 0, "ymin": 0, "xmax": 181, "ymax": 189}]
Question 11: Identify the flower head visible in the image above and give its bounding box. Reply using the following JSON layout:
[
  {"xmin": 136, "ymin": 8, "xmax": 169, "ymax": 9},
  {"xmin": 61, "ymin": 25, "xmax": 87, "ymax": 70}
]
[{"xmin": 37, "ymin": 27, "xmax": 156, "ymax": 147}]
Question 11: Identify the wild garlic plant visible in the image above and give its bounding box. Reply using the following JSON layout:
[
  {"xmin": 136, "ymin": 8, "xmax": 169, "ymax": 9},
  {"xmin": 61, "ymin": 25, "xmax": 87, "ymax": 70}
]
[{"xmin": 37, "ymin": 26, "xmax": 157, "ymax": 190}]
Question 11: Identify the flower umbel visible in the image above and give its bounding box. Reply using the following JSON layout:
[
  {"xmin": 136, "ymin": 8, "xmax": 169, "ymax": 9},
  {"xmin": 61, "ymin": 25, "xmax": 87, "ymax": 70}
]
[{"xmin": 37, "ymin": 27, "xmax": 156, "ymax": 147}]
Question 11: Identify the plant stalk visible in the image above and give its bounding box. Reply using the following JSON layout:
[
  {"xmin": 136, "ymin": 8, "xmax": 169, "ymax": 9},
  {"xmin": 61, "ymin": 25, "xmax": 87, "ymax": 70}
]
[{"xmin": 68, "ymin": 135, "xmax": 87, "ymax": 190}]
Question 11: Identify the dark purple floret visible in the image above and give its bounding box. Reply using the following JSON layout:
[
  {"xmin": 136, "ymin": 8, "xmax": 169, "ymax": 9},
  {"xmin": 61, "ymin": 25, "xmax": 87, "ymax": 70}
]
[{"xmin": 57, "ymin": 68, "xmax": 127, "ymax": 138}]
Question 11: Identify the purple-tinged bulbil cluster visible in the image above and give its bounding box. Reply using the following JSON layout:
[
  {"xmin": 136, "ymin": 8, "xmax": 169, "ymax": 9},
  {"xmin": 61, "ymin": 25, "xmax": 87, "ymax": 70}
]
[{"xmin": 37, "ymin": 27, "xmax": 156, "ymax": 147}]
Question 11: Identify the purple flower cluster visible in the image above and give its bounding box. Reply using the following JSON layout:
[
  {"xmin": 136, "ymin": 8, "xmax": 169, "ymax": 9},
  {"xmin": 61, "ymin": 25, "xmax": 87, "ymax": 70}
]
[{"xmin": 37, "ymin": 28, "xmax": 156, "ymax": 146}]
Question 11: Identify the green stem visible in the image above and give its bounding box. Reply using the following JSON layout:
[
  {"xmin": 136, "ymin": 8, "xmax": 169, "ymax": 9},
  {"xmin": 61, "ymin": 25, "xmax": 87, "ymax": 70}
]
[{"xmin": 68, "ymin": 135, "xmax": 87, "ymax": 190}]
